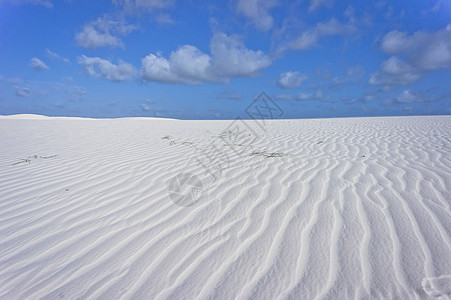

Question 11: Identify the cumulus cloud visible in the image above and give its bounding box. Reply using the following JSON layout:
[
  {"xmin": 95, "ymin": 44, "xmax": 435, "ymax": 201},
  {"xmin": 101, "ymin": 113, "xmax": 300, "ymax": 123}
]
[
  {"xmin": 78, "ymin": 55, "xmax": 136, "ymax": 82},
  {"xmin": 309, "ymin": 0, "xmax": 333, "ymax": 11},
  {"xmin": 287, "ymin": 18, "xmax": 356, "ymax": 50},
  {"xmin": 278, "ymin": 71, "xmax": 308, "ymax": 89},
  {"xmin": 141, "ymin": 46, "xmax": 211, "ymax": 84},
  {"xmin": 75, "ymin": 16, "xmax": 137, "ymax": 49},
  {"xmin": 141, "ymin": 54, "xmax": 174, "ymax": 83},
  {"xmin": 209, "ymin": 33, "xmax": 272, "ymax": 77},
  {"xmin": 369, "ymin": 56, "xmax": 421, "ymax": 85},
  {"xmin": 141, "ymin": 33, "xmax": 272, "ymax": 84},
  {"xmin": 370, "ymin": 25, "xmax": 451, "ymax": 85},
  {"xmin": 76, "ymin": 26, "xmax": 121, "ymax": 49},
  {"xmin": 29, "ymin": 57, "xmax": 49, "ymax": 71},
  {"xmin": 113, "ymin": 0, "xmax": 173, "ymax": 13},
  {"xmin": 236, "ymin": 0, "xmax": 279, "ymax": 31},
  {"xmin": 380, "ymin": 26, "xmax": 451, "ymax": 70}
]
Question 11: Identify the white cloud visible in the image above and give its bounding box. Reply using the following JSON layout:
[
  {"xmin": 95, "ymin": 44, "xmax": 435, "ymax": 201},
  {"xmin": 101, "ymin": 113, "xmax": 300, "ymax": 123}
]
[
  {"xmin": 341, "ymin": 89, "xmax": 378, "ymax": 104},
  {"xmin": 75, "ymin": 16, "xmax": 137, "ymax": 49},
  {"xmin": 360, "ymin": 90, "xmax": 376, "ymax": 102},
  {"xmin": 274, "ymin": 91, "xmax": 328, "ymax": 101},
  {"xmin": 371, "ymin": 25, "xmax": 451, "ymax": 85},
  {"xmin": 236, "ymin": 0, "xmax": 279, "ymax": 31},
  {"xmin": 383, "ymin": 89, "xmax": 429, "ymax": 106},
  {"xmin": 29, "ymin": 57, "xmax": 49, "ymax": 71},
  {"xmin": 294, "ymin": 91, "xmax": 328, "ymax": 101},
  {"xmin": 209, "ymin": 33, "xmax": 272, "ymax": 77},
  {"xmin": 329, "ymin": 64, "xmax": 365, "ymax": 88},
  {"xmin": 274, "ymin": 94, "xmax": 292, "ymax": 100},
  {"xmin": 313, "ymin": 90, "xmax": 330, "ymax": 101},
  {"xmin": 15, "ymin": 86, "xmax": 32, "ymax": 97},
  {"xmin": 384, "ymin": 89, "xmax": 450, "ymax": 106},
  {"xmin": 369, "ymin": 56, "xmax": 421, "ymax": 85},
  {"xmin": 78, "ymin": 55, "xmax": 136, "ymax": 82},
  {"xmin": 76, "ymin": 26, "xmax": 121, "ymax": 49},
  {"xmin": 288, "ymin": 18, "xmax": 356, "ymax": 50},
  {"xmin": 141, "ymin": 46, "xmax": 212, "ymax": 84},
  {"xmin": 380, "ymin": 30, "xmax": 409, "ymax": 53},
  {"xmin": 141, "ymin": 103, "xmax": 151, "ymax": 111},
  {"xmin": 309, "ymin": 0, "xmax": 333, "ymax": 11},
  {"xmin": 380, "ymin": 25, "xmax": 451, "ymax": 70},
  {"xmin": 403, "ymin": 106, "xmax": 414, "ymax": 113},
  {"xmin": 113, "ymin": 0, "xmax": 173, "ymax": 13},
  {"xmin": 428, "ymin": 0, "xmax": 444, "ymax": 13},
  {"xmin": 393, "ymin": 90, "xmax": 421, "ymax": 103},
  {"xmin": 140, "ymin": 54, "xmax": 175, "ymax": 83},
  {"xmin": 346, "ymin": 65, "xmax": 365, "ymax": 81},
  {"xmin": 46, "ymin": 49, "xmax": 69, "ymax": 63},
  {"xmin": 141, "ymin": 33, "xmax": 272, "ymax": 84},
  {"xmin": 45, "ymin": 49, "xmax": 59, "ymax": 60},
  {"xmin": 170, "ymin": 46, "xmax": 212, "ymax": 82},
  {"xmin": 52, "ymin": 80, "xmax": 88, "ymax": 102},
  {"xmin": 296, "ymin": 93, "xmax": 313, "ymax": 100},
  {"xmin": 278, "ymin": 71, "xmax": 308, "ymax": 89}
]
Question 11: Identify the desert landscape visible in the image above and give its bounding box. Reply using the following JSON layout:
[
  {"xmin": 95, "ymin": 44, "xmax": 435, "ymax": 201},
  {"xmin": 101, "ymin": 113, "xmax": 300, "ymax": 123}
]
[
  {"xmin": 2, "ymin": 0, "xmax": 451, "ymax": 298},
  {"xmin": 0, "ymin": 114, "xmax": 450, "ymax": 299}
]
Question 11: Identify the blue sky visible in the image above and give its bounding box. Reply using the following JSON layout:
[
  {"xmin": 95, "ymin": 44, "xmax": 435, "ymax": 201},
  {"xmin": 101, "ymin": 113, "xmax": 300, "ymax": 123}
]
[{"xmin": 0, "ymin": 0, "xmax": 450, "ymax": 119}]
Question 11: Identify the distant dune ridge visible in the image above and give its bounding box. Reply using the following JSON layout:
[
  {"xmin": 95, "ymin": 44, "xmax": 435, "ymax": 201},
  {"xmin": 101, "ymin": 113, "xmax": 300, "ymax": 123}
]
[{"xmin": 0, "ymin": 115, "xmax": 450, "ymax": 299}]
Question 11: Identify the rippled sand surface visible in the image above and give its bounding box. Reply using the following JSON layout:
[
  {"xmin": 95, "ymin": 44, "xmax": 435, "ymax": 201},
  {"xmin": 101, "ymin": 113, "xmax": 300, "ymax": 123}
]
[{"xmin": 1, "ymin": 115, "xmax": 450, "ymax": 299}]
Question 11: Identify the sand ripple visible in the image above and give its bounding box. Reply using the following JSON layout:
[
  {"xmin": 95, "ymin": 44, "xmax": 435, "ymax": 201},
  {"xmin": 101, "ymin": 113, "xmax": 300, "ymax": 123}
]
[{"xmin": 0, "ymin": 116, "xmax": 450, "ymax": 299}]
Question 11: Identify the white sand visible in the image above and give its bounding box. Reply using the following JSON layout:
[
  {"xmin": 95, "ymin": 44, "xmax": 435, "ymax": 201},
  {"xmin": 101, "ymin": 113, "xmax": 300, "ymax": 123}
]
[{"xmin": 0, "ymin": 115, "xmax": 450, "ymax": 299}]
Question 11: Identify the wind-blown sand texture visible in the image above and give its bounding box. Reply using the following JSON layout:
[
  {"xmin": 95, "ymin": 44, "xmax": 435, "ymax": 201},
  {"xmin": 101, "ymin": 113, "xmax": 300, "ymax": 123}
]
[{"xmin": 1, "ymin": 115, "xmax": 450, "ymax": 299}]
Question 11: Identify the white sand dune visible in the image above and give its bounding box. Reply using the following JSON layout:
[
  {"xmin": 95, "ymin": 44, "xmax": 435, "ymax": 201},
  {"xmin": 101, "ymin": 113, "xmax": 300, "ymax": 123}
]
[
  {"xmin": 0, "ymin": 114, "xmax": 54, "ymax": 119},
  {"xmin": 0, "ymin": 115, "xmax": 450, "ymax": 299}
]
